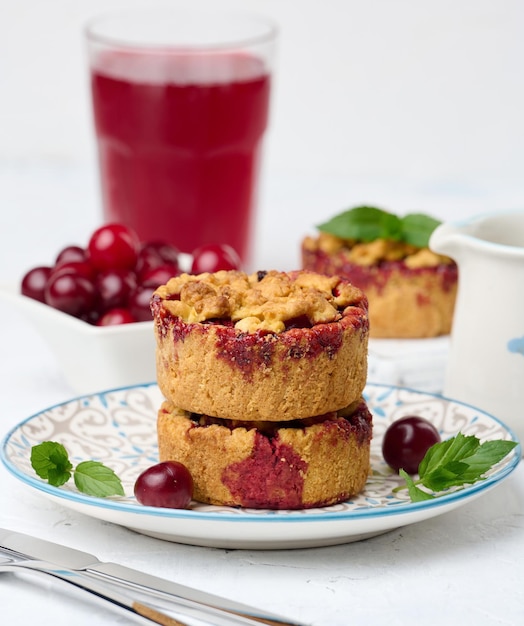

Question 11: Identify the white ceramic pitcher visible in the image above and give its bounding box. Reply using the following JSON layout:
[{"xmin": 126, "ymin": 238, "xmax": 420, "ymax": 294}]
[{"xmin": 430, "ymin": 210, "xmax": 524, "ymax": 444}]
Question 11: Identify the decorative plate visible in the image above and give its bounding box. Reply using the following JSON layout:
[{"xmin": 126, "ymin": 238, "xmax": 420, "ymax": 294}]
[{"xmin": 1, "ymin": 383, "xmax": 520, "ymax": 549}]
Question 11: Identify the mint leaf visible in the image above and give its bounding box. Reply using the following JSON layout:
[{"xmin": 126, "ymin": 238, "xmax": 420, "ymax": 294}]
[
  {"xmin": 30, "ymin": 441, "xmax": 73, "ymax": 487},
  {"xmin": 399, "ymin": 470, "xmax": 435, "ymax": 502},
  {"xmin": 30, "ymin": 441, "xmax": 124, "ymax": 497},
  {"xmin": 418, "ymin": 433, "xmax": 479, "ymax": 479},
  {"xmin": 317, "ymin": 206, "xmax": 441, "ymax": 246},
  {"xmin": 74, "ymin": 461, "xmax": 125, "ymax": 497},
  {"xmin": 399, "ymin": 434, "xmax": 518, "ymax": 502},
  {"xmin": 400, "ymin": 213, "xmax": 441, "ymax": 247},
  {"xmin": 318, "ymin": 206, "xmax": 402, "ymax": 242},
  {"xmin": 420, "ymin": 461, "xmax": 471, "ymax": 491},
  {"xmin": 446, "ymin": 439, "xmax": 518, "ymax": 485}
]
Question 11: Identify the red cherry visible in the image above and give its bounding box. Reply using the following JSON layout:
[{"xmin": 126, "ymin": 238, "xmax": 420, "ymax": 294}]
[
  {"xmin": 55, "ymin": 245, "xmax": 87, "ymax": 266},
  {"xmin": 21, "ymin": 266, "xmax": 52, "ymax": 302},
  {"xmin": 128, "ymin": 285, "xmax": 155, "ymax": 322},
  {"xmin": 97, "ymin": 308, "xmax": 136, "ymax": 326},
  {"xmin": 136, "ymin": 241, "xmax": 180, "ymax": 278},
  {"xmin": 44, "ymin": 273, "xmax": 96, "ymax": 317},
  {"xmin": 87, "ymin": 223, "xmax": 140, "ymax": 272},
  {"xmin": 134, "ymin": 461, "xmax": 193, "ymax": 509},
  {"xmin": 382, "ymin": 416, "xmax": 441, "ymax": 475},
  {"xmin": 49, "ymin": 260, "xmax": 95, "ymax": 282},
  {"xmin": 140, "ymin": 264, "xmax": 180, "ymax": 288},
  {"xmin": 190, "ymin": 243, "xmax": 241, "ymax": 273},
  {"xmin": 151, "ymin": 241, "xmax": 180, "ymax": 265},
  {"xmin": 95, "ymin": 269, "xmax": 137, "ymax": 312}
]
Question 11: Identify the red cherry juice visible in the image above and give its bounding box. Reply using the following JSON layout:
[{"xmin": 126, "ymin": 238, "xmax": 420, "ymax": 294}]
[{"xmin": 91, "ymin": 52, "xmax": 271, "ymax": 264}]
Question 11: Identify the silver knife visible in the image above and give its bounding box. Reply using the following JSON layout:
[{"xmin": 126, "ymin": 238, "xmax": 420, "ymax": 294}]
[
  {"xmin": 0, "ymin": 555, "xmax": 192, "ymax": 626},
  {"xmin": 0, "ymin": 528, "xmax": 304, "ymax": 626}
]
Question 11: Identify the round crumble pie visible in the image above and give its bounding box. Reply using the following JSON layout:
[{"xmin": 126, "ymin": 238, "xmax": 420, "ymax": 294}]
[
  {"xmin": 157, "ymin": 398, "xmax": 372, "ymax": 509},
  {"xmin": 302, "ymin": 232, "xmax": 457, "ymax": 338},
  {"xmin": 151, "ymin": 269, "xmax": 369, "ymax": 421}
]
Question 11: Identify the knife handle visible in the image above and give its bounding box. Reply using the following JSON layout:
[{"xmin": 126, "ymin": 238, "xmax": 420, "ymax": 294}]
[
  {"xmin": 133, "ymin": 602, "xmax": 188, "ymax": 626},
  {"xmin": 0, "ymin": 559, "xmax": 190, "ymax": 626}
]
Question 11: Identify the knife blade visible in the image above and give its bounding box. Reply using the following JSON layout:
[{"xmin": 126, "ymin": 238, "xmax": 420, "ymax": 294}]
[{"xmin": 0, "ymin": 528, "xmax": 304, "ymax": 626}]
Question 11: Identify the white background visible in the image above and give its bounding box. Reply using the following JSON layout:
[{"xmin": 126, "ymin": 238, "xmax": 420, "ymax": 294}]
[
  {"xmin": 2, "ymin": 0, "xmax": 524, "ymax": 278},
  {"xmin": 2, "ymin": 0, "xmax": 524, "ymax": 181}
]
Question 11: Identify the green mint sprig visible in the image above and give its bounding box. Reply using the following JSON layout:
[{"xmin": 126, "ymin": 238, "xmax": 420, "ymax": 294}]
[
  {"xmin": 397, "ymin": 433, "xmax": 518, "ymax": 502},
  {"xmin": 30, "ymin": 441, "xmax": 124, "ymax": 498},
  {"xmin": 317, "ymin": 206, "xmax": 441, "ymax": 248}
]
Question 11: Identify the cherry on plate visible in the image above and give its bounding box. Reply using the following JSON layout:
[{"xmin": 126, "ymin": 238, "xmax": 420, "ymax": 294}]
[
  {"xmin": 190, "ymin": 243, "xmax": 241, "ymax": 273},
  {"xmin": 382, "ymin": 415, "xmax": 441, "ymax": 475},
  {"xmin": 134, "ymin": 461, "xmax": 193, "ymax": 509}
]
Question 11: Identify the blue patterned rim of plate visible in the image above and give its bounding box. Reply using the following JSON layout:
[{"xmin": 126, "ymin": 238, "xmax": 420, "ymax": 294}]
[{"xmin": 0, "ymin": 382, "xmax": 520, "ymax": 523}]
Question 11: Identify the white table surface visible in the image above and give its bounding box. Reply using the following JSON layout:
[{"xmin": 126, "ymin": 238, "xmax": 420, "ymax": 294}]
[{"xmin": 1, "ymin": 162, "xmax": 524, "ymax": 626}]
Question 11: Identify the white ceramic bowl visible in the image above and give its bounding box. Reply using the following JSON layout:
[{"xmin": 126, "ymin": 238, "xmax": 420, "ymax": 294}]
[{"xmin": 0, "ymin": 285, "xmax": 156, "ymax": 394}]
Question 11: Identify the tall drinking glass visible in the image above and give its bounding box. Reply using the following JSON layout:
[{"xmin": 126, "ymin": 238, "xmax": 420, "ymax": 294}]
[{"xmin": 85, "ymin": 8, "xmax": 277, "ymax": 266}]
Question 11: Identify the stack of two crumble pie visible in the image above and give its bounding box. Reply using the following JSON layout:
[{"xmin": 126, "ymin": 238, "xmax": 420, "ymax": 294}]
[{"xmin": 151, "ymin": 269, "xmax": 372, "ymax": 510}]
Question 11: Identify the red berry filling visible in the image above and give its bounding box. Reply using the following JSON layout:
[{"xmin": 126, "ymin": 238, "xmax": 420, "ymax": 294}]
[{"xmin": 187, "ymin": 402, "xmax": 372, "ymax": 509}]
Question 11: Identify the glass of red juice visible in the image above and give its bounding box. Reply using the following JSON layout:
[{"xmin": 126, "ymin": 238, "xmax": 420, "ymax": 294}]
[{"xmin": 85, "ymin": 8, "xmax": 277, "ymax": 267}]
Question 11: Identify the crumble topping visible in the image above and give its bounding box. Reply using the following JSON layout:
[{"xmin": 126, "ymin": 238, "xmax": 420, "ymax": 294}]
[
  {"xmin": 153, "ymin": 270, "xmax": 365, "ymax": 332},
  {"xmin": 303, "ymin": 232, "xmax": 452, "ymax": 267}
]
